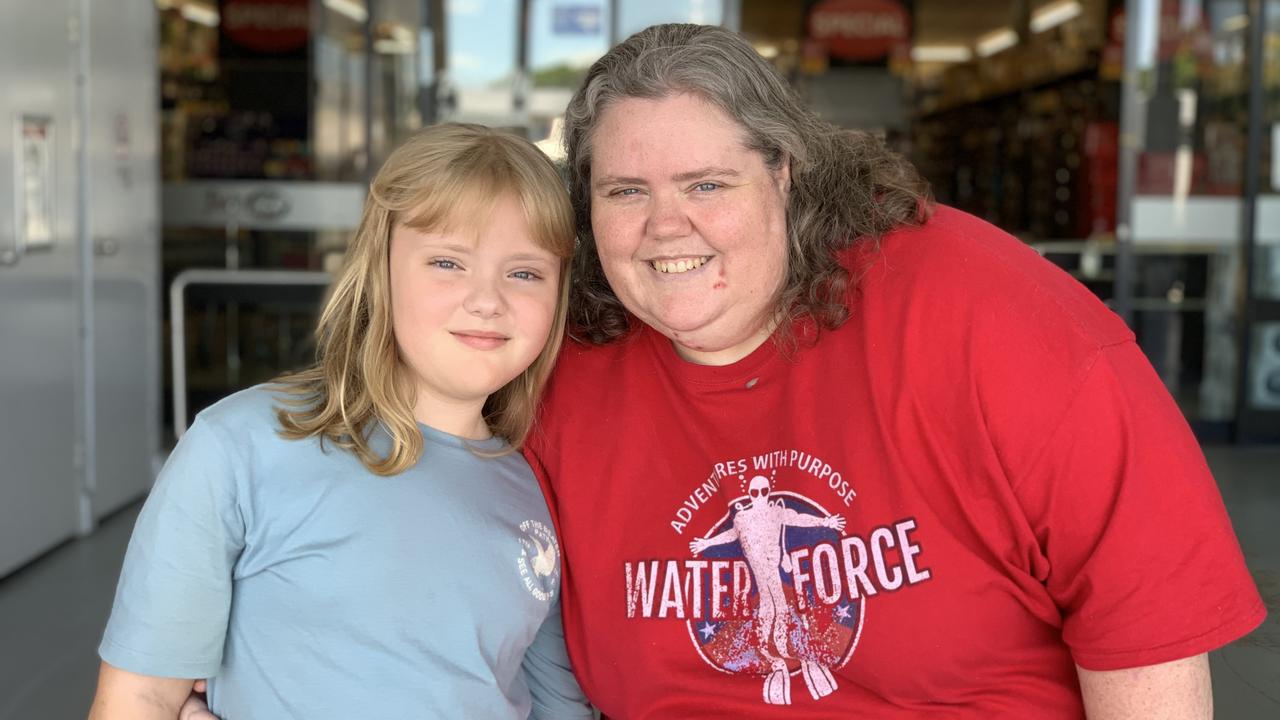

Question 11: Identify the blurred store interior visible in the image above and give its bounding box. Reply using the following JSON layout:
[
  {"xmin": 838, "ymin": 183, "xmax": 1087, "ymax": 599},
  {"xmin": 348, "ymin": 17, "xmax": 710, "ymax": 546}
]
[{"xmin": 1, "ymin": 0, "xmax": 1278, "ymax": 717}]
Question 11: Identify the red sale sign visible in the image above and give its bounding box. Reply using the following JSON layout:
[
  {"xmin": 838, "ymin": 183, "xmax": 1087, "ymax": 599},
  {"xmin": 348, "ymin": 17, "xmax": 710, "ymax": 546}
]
[
  {"xmin": 808, "ymin": 0, "xmax": 911, "ymax": 62},
  {"xmin": 220, "ymin": 0, "xmax": 310, "ymax": 55}
]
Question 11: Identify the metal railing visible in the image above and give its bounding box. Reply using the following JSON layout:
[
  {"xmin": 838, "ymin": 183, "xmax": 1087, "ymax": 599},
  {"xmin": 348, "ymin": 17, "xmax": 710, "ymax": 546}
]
[{"xmin": 170, "ymin": 268, "xmax": 332, "ymax": 437}]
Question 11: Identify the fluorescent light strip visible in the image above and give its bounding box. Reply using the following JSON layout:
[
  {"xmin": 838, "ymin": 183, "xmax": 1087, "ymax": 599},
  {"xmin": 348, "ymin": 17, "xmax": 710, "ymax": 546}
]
[
  {"xmin": 976, "ymin": 27, "xmax": 1018, "ymax": 57},
  {"xmin": 374, "ymin": 39, "xmax": 414, "ymax": 54},
  {"xmin": 754, "ymin": 43, "xmax": 780, "ymax": 59},
  {"xmin": 1031, "ymin": 0, "xmax": 1083, "ymax": 33},
  {"xmin": 1220, "ymin": 14, "xmax": 1249, "ymax": 33},
  {"xmin": 912, "ymin": 45, "xmax": 972, "ymax": 63},
  {"xmin": 324, "ymin": 0, "xmax": 368, "ymax": 23},
  {"xmin": 388, "ymin": 24, "xmax": 415, "ymax": 43},
  {"xmin": 180, "ymin": 2, "xmax": 219, "ymax": 27}
]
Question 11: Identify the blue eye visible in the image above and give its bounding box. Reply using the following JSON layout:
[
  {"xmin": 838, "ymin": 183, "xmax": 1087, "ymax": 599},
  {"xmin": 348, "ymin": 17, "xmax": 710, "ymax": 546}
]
[
  {"xmin": 510, "ymin": 270, "xmax": 542, "ymax": 281},
  {"xmin": 429, "ymin": 259, "xmax": 459, "ymax": 270},
  {"xmin": 613, "ymin": 187, "xmax": 640, "ymax": 197},
  {"xmin": 694, "ymin": 182, "xmax": 720, "ymax": 192}
]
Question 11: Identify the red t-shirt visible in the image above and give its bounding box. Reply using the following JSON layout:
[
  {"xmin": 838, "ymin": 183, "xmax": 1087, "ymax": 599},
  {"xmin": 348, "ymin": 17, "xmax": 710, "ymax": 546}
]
[{"xmin": 526, "ymin": 205, "xmax": 1264, "ymax": 718}]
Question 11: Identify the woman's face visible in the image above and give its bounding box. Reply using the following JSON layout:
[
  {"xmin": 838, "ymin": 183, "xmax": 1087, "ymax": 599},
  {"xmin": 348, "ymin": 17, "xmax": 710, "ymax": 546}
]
[{"xmin": 588, "ymin": 93, "xmax": 790, "ymax": 366}]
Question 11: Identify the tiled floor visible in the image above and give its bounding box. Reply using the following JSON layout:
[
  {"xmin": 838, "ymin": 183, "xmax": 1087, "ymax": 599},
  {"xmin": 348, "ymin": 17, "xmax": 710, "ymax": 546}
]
[
  {"xmin": 0, "ymin": 503, "xmax": 138, "ymax": 720},
  {"xmin": 1, "ymin": 447, "xmax": 1276, "ymax": 719},
  {"xmin": 1203, "ymin": 446, "xmax": 1280, "ymax": 718}
]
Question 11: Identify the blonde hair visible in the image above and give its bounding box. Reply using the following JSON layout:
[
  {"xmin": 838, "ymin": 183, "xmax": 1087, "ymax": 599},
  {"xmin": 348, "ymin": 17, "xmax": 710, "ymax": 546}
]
[{"xmin": 273, "ymin": 123, "xmax": 574, "ymax": 475}]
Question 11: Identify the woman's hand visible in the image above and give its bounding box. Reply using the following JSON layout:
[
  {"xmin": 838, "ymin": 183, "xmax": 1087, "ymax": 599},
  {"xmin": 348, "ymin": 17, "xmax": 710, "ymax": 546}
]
[{"xmin": 178, "ymin": 680, "xmax": 218, "ymax": 720}]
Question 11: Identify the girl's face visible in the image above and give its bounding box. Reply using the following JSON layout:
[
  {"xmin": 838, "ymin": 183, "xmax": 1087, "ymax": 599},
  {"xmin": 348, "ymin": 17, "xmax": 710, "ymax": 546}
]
[{"xmin": 388, "ymin": 194, "xmax": 560, "ymax": 436}]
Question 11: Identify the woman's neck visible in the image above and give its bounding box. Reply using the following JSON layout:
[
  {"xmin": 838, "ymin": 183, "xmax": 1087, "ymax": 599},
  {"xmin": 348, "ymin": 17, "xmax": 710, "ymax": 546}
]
[{"xmin": 670, "ymin": 314, "xmax": 779, "ymax": 366}]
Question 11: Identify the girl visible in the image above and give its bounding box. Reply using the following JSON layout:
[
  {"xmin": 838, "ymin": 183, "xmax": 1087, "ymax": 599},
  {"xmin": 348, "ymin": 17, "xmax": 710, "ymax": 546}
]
[{"xmin": 88, "ymin": 124, "xmax": 590, "ymax": 719}]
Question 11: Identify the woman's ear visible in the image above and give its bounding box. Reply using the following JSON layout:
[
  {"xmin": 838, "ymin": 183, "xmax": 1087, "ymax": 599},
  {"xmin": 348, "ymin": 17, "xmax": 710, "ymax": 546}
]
[{"xmin": 774, "ymin": 154, "xmax": 792, "ymax": 195}]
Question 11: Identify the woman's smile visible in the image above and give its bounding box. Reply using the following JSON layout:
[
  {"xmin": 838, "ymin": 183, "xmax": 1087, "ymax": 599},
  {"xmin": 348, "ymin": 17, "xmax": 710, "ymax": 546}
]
[{"xmin": 648, "ymin": 256, "xmax": 714, "ymax": 276}]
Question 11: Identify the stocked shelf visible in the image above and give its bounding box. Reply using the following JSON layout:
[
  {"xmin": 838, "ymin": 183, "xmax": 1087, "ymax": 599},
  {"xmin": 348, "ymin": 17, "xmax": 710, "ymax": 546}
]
[{"xmin": 911, "ymin": 71, "xmax": 1119, "ymax": 242}]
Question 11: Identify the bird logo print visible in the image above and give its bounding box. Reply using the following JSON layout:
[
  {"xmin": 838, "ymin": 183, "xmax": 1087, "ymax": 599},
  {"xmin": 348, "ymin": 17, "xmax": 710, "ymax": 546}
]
[
  {"xmin": 528, "ymin": 534, "xmax": 556, "ymax": 578},
  {"xmin": 517, "ymin": 519, "xmax": 560, "ymax": 601}
]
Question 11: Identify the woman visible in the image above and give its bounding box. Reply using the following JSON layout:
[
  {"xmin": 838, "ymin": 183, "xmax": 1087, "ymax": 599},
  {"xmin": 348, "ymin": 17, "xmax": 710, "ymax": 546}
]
[
  {"xmin": 180, "ymin": 23, "xmax": 1263, "ymax": 720},
  {"xmin": 524, "ymin": 23, "xmax": 1262, "ymax": 719}
]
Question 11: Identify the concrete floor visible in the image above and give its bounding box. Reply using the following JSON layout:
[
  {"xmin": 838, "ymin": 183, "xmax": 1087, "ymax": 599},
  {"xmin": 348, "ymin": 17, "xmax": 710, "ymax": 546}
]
[{"xmin": 0, "ymin": 447, "xmax": 1276, "ymax": 719}]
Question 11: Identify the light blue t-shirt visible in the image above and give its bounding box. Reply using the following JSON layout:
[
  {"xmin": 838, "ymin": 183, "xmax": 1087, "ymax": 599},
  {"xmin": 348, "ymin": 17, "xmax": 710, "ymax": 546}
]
[{"xmin": 99, "ymin": 386, "xmax": 591, "ymax": 719}]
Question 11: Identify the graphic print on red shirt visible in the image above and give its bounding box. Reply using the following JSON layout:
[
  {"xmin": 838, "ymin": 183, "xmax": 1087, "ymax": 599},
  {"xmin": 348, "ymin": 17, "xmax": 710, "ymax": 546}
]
[{"xmin": 625, "ymin": 452, "xmax": 932, "ymax": 706}]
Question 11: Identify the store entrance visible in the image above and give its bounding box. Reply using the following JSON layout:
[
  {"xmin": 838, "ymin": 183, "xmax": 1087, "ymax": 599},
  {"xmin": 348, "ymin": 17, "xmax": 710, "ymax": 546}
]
[{"xmin": 152, "ymin": 0, "xmax": 1280, "ymax": 441}]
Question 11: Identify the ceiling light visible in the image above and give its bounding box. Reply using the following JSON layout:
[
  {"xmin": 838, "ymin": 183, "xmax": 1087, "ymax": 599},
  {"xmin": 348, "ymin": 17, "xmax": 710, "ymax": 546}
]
[
  {"xmin": 324, "ymin": 0, "xmax": 368, "ymax": 23},
  {"xmin": 1031, "ymin": 0, "xmax": 1083, "ymax": 33},
  {"xmin": 911, "ymin": 45, "xmax": 972, "ymax": 63},
  {"xmin": 976, "ymin": 27, "xmax": 1018, "ymax": 57},
  {"xmin": 388, "ymin": 24, "xmax": 414, "ymax": 43},
  {"xmin": 180, "ymin": 2, "xmax": 219, "ymax": 27},
  {"xmin": 374, "ymin": 39, "xmax": 414, "ymax": 54},
  {"xmin": 754, "ymin": 43, "xmax": 779, "ymax": 59}
]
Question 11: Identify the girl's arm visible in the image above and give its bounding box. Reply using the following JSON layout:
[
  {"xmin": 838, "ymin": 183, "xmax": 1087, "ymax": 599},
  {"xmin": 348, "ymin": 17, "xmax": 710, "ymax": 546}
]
[
  {"xmin": 87, "ymin": 662, "xmax": 194, "ymax": 720},
  {"xmin": 523, "ymin": 599, "xmax": 595, "ymax": 719},
  {"xmin": 94, "ymin": 414, "xmax": 246, "ymax": 719}
]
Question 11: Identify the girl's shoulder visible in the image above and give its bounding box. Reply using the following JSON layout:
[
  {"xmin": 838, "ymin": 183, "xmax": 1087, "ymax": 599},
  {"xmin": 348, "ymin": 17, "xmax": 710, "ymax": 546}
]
[
  {"xmin": 194, "ymin": 383, "xmax": 293, "ymax": 434},
  {"xmin": 181, "ymin": 384, "xmax": 349, "ymax": 486},
  {"xmin": 186, "ymin": 383, "xmax": 318, "ymax": 465}
]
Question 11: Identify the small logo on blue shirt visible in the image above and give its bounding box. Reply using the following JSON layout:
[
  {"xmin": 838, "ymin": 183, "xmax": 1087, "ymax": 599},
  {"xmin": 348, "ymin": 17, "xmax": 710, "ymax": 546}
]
[{"xmin": 517, "ymin": 520, "xmax": 559, "ymax": 602}]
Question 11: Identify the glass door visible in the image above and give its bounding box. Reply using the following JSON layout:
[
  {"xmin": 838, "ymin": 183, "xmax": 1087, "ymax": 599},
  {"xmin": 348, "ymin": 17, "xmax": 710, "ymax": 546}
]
[
  {"xmin": 1236, "ymin": 0, "xmax": 1280, "ymax": 440},
  {"xmin": 1115, "ymin": 0, "xmax": 1277, "ymax": 440}
]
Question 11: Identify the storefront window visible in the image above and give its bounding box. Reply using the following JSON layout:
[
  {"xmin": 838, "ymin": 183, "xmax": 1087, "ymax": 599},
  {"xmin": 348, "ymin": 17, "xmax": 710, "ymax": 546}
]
[
  {"xmin": 1239, "ymin": 0, "xmax": 1280, "ymax": 435},
  {"xmin": 527, "ymin": 0, "xmax": 608, "ymax": 144},
  {"xmin": 443, "ymin": 0, "xmax": 520, "ymax": 126},
  {"xmin": 615, "ymin": 0, "xmax": 725, "ymax": 38}
]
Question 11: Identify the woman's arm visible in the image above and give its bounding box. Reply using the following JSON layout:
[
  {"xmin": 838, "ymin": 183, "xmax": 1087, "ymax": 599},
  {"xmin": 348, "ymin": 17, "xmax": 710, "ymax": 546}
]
[
  {"xmin": 1076, "ymin": 654, "xmax": 1212, "ymax": 720},
  {"xmin": 87, "ymin": 662, "xmax": 194, "ymax": 720}
]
